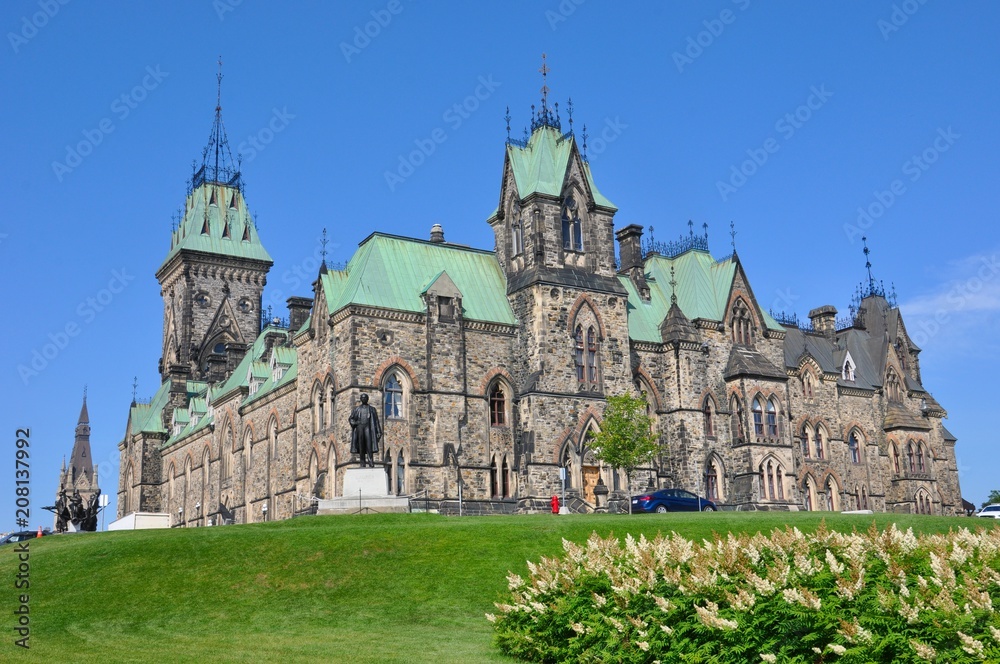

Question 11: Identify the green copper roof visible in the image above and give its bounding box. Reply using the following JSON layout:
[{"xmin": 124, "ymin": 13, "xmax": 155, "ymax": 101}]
[
  {"xmin": 216, "ymin": 325, "xmax": 290, "ymax": 398},
  {"xmin": 129, "ymin": 379, "xmax": 208, "ymax": 437},
  {"xmin": 506, "ymin": 126, "xmax": 615, "ymax": 210},
  {"xmin": 320, "ymin": 233, "xmax": 517, "ymax": 326},
  {"xmin": 160, "ymin": 182, "xmax": 272, "ymax": 271},
  {"xmin": 620, "ymin": 250, "xmax": 781, "ymax": 343}
]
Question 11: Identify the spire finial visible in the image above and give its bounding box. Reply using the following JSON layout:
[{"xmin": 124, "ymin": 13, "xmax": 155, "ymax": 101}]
[
  {"xmin": 504, "ymin": 106, "xmax": 511, "ymax": 142},
  {"xmin": 193, "ymin": 58, "xmax": 240, "ymax": 192},
  {"xmin": 131, "ymin": 376, "xmax": 138, "ymax": 405},
  {"xmin": 216, "ymin": 55, "xmax": 223, "ymax": 114},
  {"xmin": 730, "ymin": 220, "xmax": 737, "ymax": 254},
  {"xmin": 702, "ymin": 222, "xmax": 708, "ymax": 240},
  {"xmin": 688, "ymin": 220, "xmax": 694, "ymax": 237},
  {"xmin": 320, "ymin": 228, "xmax": 329, "ymax": 267},
  {"xmin": 669, "ymin": 265, "xmax": 678, "ymax": 306},
  {"xmin": 862, "ymin": 235, "xmax": 875, "ymax": 292},
  {"xmin": 567, "ymin": 97, "xmax": 574, "ymax": 134},
  {"xmin": 581, "ymin": 124, "xmax": 589, "ymax": 161},
  {"xmin": 539, "ymin": 53, "xmax": 550, "ymax": 112},
  {"xmin": 82, "ymin": 384, "xmax": 87, "ymax": 403}
]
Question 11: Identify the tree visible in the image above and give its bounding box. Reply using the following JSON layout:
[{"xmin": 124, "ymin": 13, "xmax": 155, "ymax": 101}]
[
  {"xmin": 587, "ymin": 393, "xmax": 660, "ymax": 514},
  {"xmin": 982, "ymin": 490, "xmax": 1000, "ymax": 508}
]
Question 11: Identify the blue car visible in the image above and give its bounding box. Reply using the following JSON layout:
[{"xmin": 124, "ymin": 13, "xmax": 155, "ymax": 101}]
[{"xmin": 631, "ymin": 489, "xmax": 717, "ymax": 513}]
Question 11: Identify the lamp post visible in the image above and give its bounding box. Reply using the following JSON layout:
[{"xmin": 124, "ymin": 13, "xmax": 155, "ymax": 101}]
[
  {"xmin": 261, "ymin": 502, "xmax": 268, "ymax": 522},
  {"xmin": 178, "ymin": 506, "xmax": 184, "ymax": 527},
  {"xmin": 195, "ymin": 502, "xmax": 201, "ymax": 527}
]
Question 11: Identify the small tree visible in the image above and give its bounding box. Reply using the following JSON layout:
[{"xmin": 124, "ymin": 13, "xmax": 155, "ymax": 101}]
[
  {"xmin": 982, "ymin": 490, "xmax": 1000, "ymax": 508},
  {"xmin": 587, "ymin": 393, "xmax": 660, "ymax": 514}
]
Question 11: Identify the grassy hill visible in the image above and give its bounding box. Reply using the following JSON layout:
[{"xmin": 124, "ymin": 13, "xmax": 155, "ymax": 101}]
[{"xmin": 0, "ymin": 512, "xmax": 984, "ymax": 662}]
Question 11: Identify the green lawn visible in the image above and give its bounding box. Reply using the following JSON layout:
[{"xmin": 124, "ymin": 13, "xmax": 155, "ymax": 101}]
[{"xmin": 0, "ymin": 511, "xmax": 986, "ymax": 662}]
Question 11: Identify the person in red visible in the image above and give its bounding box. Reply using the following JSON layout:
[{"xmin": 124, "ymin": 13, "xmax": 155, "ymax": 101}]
[{"xmin": 550, "ymin": 495, "xmax": 560, "ymax": 514}]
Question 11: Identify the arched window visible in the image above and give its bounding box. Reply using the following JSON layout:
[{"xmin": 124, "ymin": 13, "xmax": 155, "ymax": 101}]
[
  {"xmin": 561, "ymin": 196, "xmax": 583, "ymax": 251},
  {"xmin": 801, "ymin": 424, "xmax": 812, "ymax": 458},
  {"xmin": 766, "ymin": 399, "xmax": 778, "ymax": 438},
  {"xmin": 892, "ymin": 442, "xmax": 901, "ymax": 475},
  {"xmin": 804, "ymin": 476, "xmax": 816, "ymax": 511},
  {"xmin": 730, "ymin": 396, "xmax": 744, "ymax": 444},
  {"xmin": 885, "ymin": 369, "xmax": 903, "ymax": 402},
  {"xmin": 815, "ymin": 425, "xmax": 825, "ymax": 460},
  {"xmin": 560, "ymin": 445, "xmax": 574, "ymax": 489},
  {"xmin": 703, "ymin": 397, "xmax": 715, "ymax": 437},
  {"xmin": 731, "ymin": 299, "xmax": 755, "ymax": 346},
  {"xmin": 220, "ymin": 425, "xmax": 233, "ymax": 481},
  {"xmin": 396, "ymin": 451, "xmax": 405, "ymax": 495},
  {"xmin": 501, "ymin": 457, "xmax": 511, "ymax": 498},
  {"xmin": 752, "ymin": 398, "xmax": 764, "ymax": 437},
  {"xmin": 489, "ymin": 383, "xmax": 507, "ymax": 426},
  {"xmin": 907, "ymin": 441, "xmax": 915, "ymax": 472},
  {"xmin": 916, "ymin": 443, "xmax": 925, "ymax": 473},
  {"xmin": 574, "ymin": 325, "xmax": 585, "ymax": 381},
  {"xmin": 510, "ymin": 200, "xmax": 523, "ymax": 256},
  {"xmin": 490, "ymin": 459, "xmax": 499, "ymax": 497},
  {"xmin": 586, "ymin": 327, "xmax": 598, "ymax": 384},
  {"xmin": 269, "ymin": 418, "xmax": 279, "ymax": 460},
  {"xmin": 861, "ymin": 486, "xmax": 869, "ymax": 510},
  {"xmin": 316, "ymin": 386, "xmax": 325, "ymax": 432},
  {"xmin": 826, "ymin": 477, "xmax": 840, "ymax": 511},
  {"xmin": 123, "ymin": 465, "xmax": 134, "ymax": 514},
  {"xmin": 384, "ymin": 372, "xmax": 403, "ymax": 419},
  {"xmin": 168, "ymin": 463, "xmax": 176, "ymax": 502},
  {"xmin": 767, "ymin": 461, "xmax": 776, "ymax": 500},
  {"xmin": 705, "ymin": 464, "xmax": 718, "ymax": 501},
  {"xmin": 848, "ymin": 432, "xmax": 861, "ymax": 464}
]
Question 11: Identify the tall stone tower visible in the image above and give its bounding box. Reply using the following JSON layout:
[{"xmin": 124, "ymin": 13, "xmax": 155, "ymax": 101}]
[
  {"xmin": 488, "ymin": 71, "xmax": 633, "ymax": 506},
  {"xmin": 55, "ymin": 392, "xmax": 101, "ymax": 529},
  {"xmin": 155, "ymin": 65, "xmax": 273, "ymax": 389}
]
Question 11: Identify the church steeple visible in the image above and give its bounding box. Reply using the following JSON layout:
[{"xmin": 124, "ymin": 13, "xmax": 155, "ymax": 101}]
[{"xmin": 69, "ymin": 389, "xmax": 94, "ymax": 485}]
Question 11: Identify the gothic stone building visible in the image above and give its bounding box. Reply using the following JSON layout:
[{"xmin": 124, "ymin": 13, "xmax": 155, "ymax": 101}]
[{"xmin": 116, "ymin": 99, "xmax": 962, "ymax": 525}]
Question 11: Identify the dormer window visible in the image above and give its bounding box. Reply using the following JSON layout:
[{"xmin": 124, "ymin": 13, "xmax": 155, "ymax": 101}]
[
  {"xmin": 209, "ymin": 188, "xmax": 218, "ymax": 207},
  {"xmin": 229, "ymin": 193, "xmax": 238, "ymax": 209},
  {"xmin": 842, "ymin": 354, "xmax": 856, "ymax": 382},
  {"xmin": 561, "ymin": 196, "xmax": 583, "ymax": 251}
]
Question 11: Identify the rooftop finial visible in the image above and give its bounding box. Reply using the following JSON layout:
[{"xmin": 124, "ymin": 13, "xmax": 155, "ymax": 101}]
[
  {"xmin": 539, "ymin": 53, "xmax": 550, "ymax": 112},
  {"xmin": 581, "ymin": 123, "xmax": 589, "ymax": 161},
  {"xmin": 504, "ymin": 106, "xmax": 511, "ymax": 142},
  {"xmin": 320, "ymin": 228, "xmax": 329, "ymax": 267},
  {"xmin": 83, "ymin": 384, "xmax": 87, "ymax": 402},
  {"xmin": 863, "ymin": 235, "xmax": 874, "ymax": 291},
  {"xmin": 191, "ymin": 57, "xmax": 241, "ymax": 193},
  {"xmin": 702, "ymin": 222, "xmax": 708, "ymax": 241},
  {"xmin": 730, "ymin": 220, "xmax": 737, "ymax": 254},
  {"xmin": 567, "ymin": 97, "xmax": 574, "ymax": 134},
  {"xmin": 131, "ymin": 376, "xmax": 138, "ymax": 405},
  {"xmin": 688, "ymin": 220, "xmax": 694, "ymax": 237},
  {"xmin": 669, "ymin": 265, "xmax": 678, "ymax": 306}
]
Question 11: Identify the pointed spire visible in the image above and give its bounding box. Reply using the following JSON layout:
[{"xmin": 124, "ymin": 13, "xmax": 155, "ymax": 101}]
[
  {"xmin": 79, "ymin": 386, "xmax": 89, "ymax": 424},
  {"xmin": 192, "ymin": 57, "xmax": 241, "ymax": 192}
]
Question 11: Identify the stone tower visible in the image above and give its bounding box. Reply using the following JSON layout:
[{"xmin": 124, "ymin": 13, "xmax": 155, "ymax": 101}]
[
  {"xmin": 56, "ymin": 392, "xmax": 101, "ymax": 529},
  {"xmin": 155, "ymin": 67, "xmax": 272, "ymax": 389},
  {"xmin": 488, "ymin": 89, "xmax": 633, "ymax": 507}
]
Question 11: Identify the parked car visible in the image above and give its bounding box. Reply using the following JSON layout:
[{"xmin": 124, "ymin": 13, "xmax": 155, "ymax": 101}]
[
  {"xmin": 631, "ymin": 489, "xmax": 717, "ymax": 513},
  {"xmin": 975, "ymin": 504, "xmax": 1000, "ymax": 519},
  {"xmin": 0, "ymin": 530, "xmax": 47, "ymax": 545}
]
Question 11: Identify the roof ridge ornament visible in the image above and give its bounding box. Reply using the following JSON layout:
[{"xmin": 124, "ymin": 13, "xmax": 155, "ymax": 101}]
[
  {"xmin": 529, "ymin": 53, "xmax": 561, "ymax": 133},
  {"xmin": 190, "ymin": 57, "xmax": 242, "ymax": 194},
  {"xmin": 729, "ymin": 220, "xmax": 737, "ymax": 256},
  {"xmin": 669, "ymin": 266, "xmax": 678, "ymax": 306},
  {"xmin": 860, "ymin": 236, "xmax": 886, "ymax": 299}
]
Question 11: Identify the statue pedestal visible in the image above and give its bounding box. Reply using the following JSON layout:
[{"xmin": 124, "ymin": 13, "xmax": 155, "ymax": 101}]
[
  {"xmin": 316, "ymin": 467, "xmax": 410, "ymax": 515},
  {"xmin": 343, "ymin": 467, "xmax": 389, "ymax": 497}
]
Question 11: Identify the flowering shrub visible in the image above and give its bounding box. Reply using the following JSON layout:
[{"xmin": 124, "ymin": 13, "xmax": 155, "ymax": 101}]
[{"xmin": 489, "ymin": 523, "xmax": 1000, "ymax": 663}]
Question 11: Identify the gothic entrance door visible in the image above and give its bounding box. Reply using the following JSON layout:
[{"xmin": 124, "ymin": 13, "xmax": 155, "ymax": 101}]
[{"xmin": 582, "ymin": 451, "xmax": 600, "ymax": 504}]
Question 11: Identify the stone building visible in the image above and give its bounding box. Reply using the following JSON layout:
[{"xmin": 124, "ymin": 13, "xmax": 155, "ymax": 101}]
[
  {"xmin": 116, "ymin": 88, "xmax": 962, "ymax": 525},
  {"xmin": 55, "ymin": 393, "xmax": 101, "ymax": 530}
]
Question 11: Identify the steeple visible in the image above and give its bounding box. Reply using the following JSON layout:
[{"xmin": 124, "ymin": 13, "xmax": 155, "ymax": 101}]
[
  {"xmin": 69, "ymin": 390, "xmax": 94, "ymax": 485},
  {"xmin": 191, "ymin": 56, "xmax": 241, "ymax": 192}
]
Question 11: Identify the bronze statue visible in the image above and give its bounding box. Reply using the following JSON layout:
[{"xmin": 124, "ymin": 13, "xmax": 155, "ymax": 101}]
[{"xmin": 349, "ymin": 393, "xmax": 382, "ymax": 467}]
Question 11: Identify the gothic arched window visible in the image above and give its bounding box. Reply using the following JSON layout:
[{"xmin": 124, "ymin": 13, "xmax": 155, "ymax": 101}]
[
  {"xmin": 574, "ymin": 325, "xmax": 585, "ymax": 381},
  {"xmin": 561, "ymin": 196, "xmax": 583, "ymax": 251},
  {"xmin": 801, "ymin": 424, "xmax": 812, "ymax": 458},
  {"xmin": 703, "ymin": 397, "xmax": 715, "ymax": 437},
  {"xmin": 886, "ymin": 368, "xmax": 903, "ymax": 402},
  {"xmin": 907, "ymin": 441, "xmax": 915, "ymax": 472},
  {"xmin": 730, "ymin": 396, "xmax": 744, "ymax": 444},
  {"xmin": 916, "ymin": 443, "xmax": 925, "ymax": 473},
  {"xmin": 815, "ymin": 425, "xmax": 826, "ymax": 460},
  {"xmin": 731, "ymin": 299, "xmax": 755, "ymax": 346},
  {"xmin": 586, "ymin": 326, "xmax": 598, "ymax": 384},
  {"xmin": 489, "ymin": 383, "xmax": 507, "ymax": 426},
  {"xmin": 384, "ymin": 373, "xmax": 404, "ymax": 419},
  {"xmin": 849, "ymin": 432, "xmax": 861, "ymax": 464},
  {"xmin": 892, "ymin": 442, "xmax": 901, "ymax": 475},
  {"xmin": 766, "ymin": 399, "xmax": 778, "ymax": 438},
  {"xmin": 705, "ymin": 463, "xmax": 718, "ymax": 501},
  {"xmin": 511, "ymin": 201, "xmax": 524, "ymax": 257},
  {"xmin": 752, "ymin": 398, "xmax": 764, "ymax": 437}
]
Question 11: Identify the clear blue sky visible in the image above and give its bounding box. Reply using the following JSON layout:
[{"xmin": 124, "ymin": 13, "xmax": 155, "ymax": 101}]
[{"xmin": 1, "ymin": 1, "xmax": 997, "ymax": 529}]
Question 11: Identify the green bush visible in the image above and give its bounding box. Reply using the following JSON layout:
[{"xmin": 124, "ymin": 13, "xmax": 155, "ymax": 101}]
[{"xmin": 490, "ymin": 522, "xmax": 1000, "ymax": 663}]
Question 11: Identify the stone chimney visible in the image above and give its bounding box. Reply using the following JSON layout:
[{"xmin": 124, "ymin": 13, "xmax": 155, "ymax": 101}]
[
  {"xmin": 430, "ymin": 224, "xmax": 445, "ymax": 243},
  {"xmin": 615, "ymin": 224, "xmax": 649, "ymax": 299},
  {"xmin": 287, "ymin": 296, "xmax": 313, "ymax": 332},
  {"xmin": 163, "ymin": 363, "xmax": 191, "ymax": 429},
  {"xmin": 808, "ymin": 305, "xmax": 837, "ymax": 335}
]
